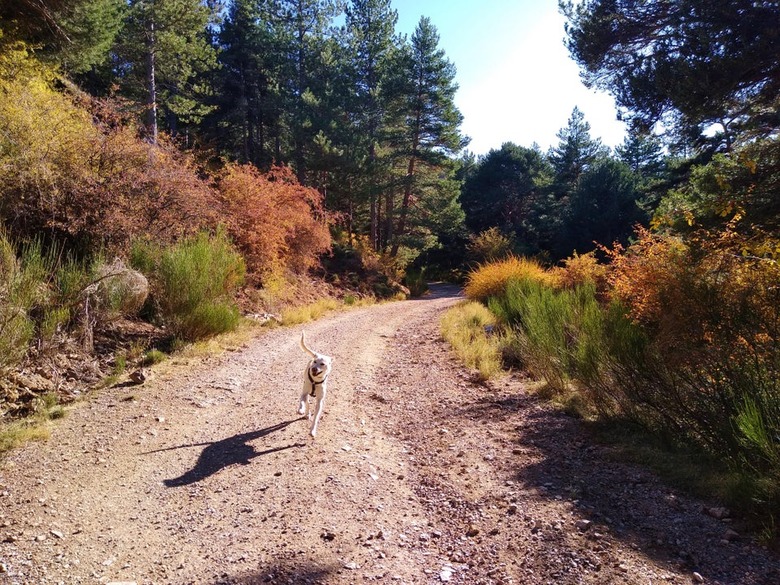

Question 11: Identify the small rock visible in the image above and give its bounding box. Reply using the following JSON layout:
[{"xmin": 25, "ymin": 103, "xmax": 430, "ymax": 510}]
[
  {"xmin": 692, "ymin": 571, "xmax": 704, "ymax": 583},
  {"xmin": 507, "ymin": 504, "xmax": 518, "ymax": 515},
  {"xmin": 706, "ymin": 507, "xmax": 730, "ymax": 520},
  {"xmin": 576, "ymin": 519, "xmax": 593, "ymax": 532},
  {"xmin": 129, "ymin": 369, "xmax": 147, "ymax": 385},
  {"xmin": 50, "ymin": 530, "xmax": 64, "ymax": 539},
  {"xmin": 723, "ymin": 529, "xmax": 740, "ymax": 542},
  {"xmin": 321, "ymin": 531, "xmax": 336, "ymax": 541},
  {"xmin": 440, "ymin": 566, "xmax": 454, "ymax": 581},
  {"xmin": 344, "ymin": 561, "xmax": 359, "ymax": 570},
  {"xmin": 466, "ymin": 525, "xmax": 480, "ymax": 537}
]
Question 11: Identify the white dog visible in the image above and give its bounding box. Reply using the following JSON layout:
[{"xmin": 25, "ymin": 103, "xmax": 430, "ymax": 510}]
[{"xmin": 297, "ymin": 332, "xmax": 333, "ymax": 438}]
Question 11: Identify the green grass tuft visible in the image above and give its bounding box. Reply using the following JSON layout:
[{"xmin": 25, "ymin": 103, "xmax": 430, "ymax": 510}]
[{"xmin": 440, "ymin": 301, "xmax": 502, "ymax": 380}]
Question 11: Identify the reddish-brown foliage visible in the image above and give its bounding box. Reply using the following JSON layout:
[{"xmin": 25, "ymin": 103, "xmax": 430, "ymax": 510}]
[
  {"xmin": 217, "ymin": 164, "xmax": 331, "ymax": 282},
  {"xmin": 0, "ymin": 51, "xmax": 218, "ymax": 253}
]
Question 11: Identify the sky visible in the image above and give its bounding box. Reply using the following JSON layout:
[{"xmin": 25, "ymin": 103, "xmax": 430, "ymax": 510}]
[{"xmin": 390, "ymin": 0, "xmax": 627, "ymax": 156}]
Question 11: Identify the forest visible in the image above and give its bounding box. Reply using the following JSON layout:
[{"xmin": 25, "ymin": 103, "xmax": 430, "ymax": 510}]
[{"xmin": 0, "ymin": 0, "xmax": 779, "ymax": 532}]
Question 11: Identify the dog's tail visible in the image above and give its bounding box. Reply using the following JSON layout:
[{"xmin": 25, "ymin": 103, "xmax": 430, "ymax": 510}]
[{"xmin": 300, "ymin": 331, "xmax": 316, "ymax": 357}]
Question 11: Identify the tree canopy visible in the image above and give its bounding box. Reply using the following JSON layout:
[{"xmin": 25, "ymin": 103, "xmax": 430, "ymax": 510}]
[{"xmin": 561, "ymin": 0, "xmax": 780, "ymax": 149}]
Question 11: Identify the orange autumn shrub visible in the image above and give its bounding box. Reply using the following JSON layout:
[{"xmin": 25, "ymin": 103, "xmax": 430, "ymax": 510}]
[
  {"xmin": 0, "ymin": 46, "xmax": 217, "ymax": 253},
  {"xmin": 599, "ymin": 224, "xmax": 780, "ymax": 469},
  {"xmin": 217, "ymin": 163, "xmax": 331, "ymax": 282},
  {"xmin": 464, "ymin": 256, "xmax": 554, "ymax": 302},
  {"xmin": 550, "ymin": 250, "xmax": 609, "ymax": 294}
]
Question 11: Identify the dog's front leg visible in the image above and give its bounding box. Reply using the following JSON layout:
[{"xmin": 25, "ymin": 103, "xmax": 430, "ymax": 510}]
[
  {"xmin": 297, "ymin": 391, "xmax": 309, "ymax": 417},
  {"xmin": 310, "ymin": 396, "xmax": 325, "ymax": 437}
]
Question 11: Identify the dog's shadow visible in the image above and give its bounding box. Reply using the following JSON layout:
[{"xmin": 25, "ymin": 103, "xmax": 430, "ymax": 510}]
[{"xmin": 150, "ymin": 419, "xmax": 304, "ymax": 487}]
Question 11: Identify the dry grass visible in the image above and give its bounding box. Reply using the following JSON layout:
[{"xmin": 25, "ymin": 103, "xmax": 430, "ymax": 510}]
[
  {"xmin": 0, "ymin": 421, "xmax": 51, "ymax": 457},
  {"xmin": 0, "ymin": 392, "xmax": 63, "ymax": 458},
  {"xmin": 440, "ymin": 301, "xmax": 503, "ymax": 380},
  {"xmin": 464, "ymin": 256, "xmax": 554, "ymax": 302},
  {"xmin": 280, "ymin": 298, "xmax": 343, "ymax": 325}
]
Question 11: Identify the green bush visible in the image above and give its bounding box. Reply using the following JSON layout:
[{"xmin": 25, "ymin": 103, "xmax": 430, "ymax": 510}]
[
  {"xmin": 487, "ymin": 278, "xmax": 635, "ymax": 411},
  {"xmin": 404, "ymin": 267, "xmax": 429, "ymax": 297},
  {"xmin": 0, "ymin": 232, "xmax": 50, "ymax": 369},
  {"xmin": 488, "ymin": 278, "xmax": 603, "ymax": 393},
  {"xmin": 142, "ymin": 349, "xmax": 167, "ymax": 366},
  {"xmin": 467, "ymin": 227, "xmax": 515, "ymax": 264},
  {"xmin": 133, "ymin": 229, "xmax": 245, "ymax": 341}
]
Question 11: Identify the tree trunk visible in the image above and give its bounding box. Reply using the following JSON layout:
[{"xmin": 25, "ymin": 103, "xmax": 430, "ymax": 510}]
[
  {"xmin": 145, "ymin": 17, "xmax": 158, "ymax": 145},
  {"xmin": 369, "ymin": 142, "xmax": 379, "ymax": 250},
  {"xmin": 294, "ymin": 7, "xmax": 306, "ymax": 182},
  {"xmin": 391, "ymin": 105, "xmax": 422, "ymax": 257},
  {"xmin": 384, "ymin": 191, "xmax": 394, "ymax": 250},
  {"xmin": 390, "ymin": 153, "xmax": 416, "ymax": 257}
]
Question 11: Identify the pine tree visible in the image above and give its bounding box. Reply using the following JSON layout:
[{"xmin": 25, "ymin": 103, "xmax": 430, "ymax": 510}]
[
  {"xmin": 119, "ymin": 0, "xmax": 219, "ymax": 143},
  {"xmin": 215, "ymin": 0, "xmax": 286, "ymax": 166},
  {"xmin": 548, "ymin": 107, "xmax": 607, "ymax": 189},
  {"xmin": 389, "ymin": 17, "xmax": 467, "ymax": 257},
  {"xmin": 0, "ymin": 0, "xmax": 125, "ymax": 75},
  {"xmin": 276, "ymin": 0, "xmax": 342, "ymax": 181},
  {"xmin": 340, "ymin": 0, "xmax": 399, "ymax": 249}
]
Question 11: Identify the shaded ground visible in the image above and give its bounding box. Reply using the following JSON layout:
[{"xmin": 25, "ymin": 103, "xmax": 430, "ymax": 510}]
[{"xmin": 1, "ymin": 284, "xmax": 779, "ymax": 584}]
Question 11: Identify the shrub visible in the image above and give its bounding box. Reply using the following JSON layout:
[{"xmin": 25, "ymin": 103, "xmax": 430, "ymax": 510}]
[
  {"xmin": 600, "ymin": 225, "xmax": 780, "ymax": 470},
  {"xmin": 0, "ymin": 237, "xmax": 37, "ymax": 370},
  {"xmin": 440, "ymin": 301, "xmax": 502, "ymax": 380},
  {"xmin": 89, "ymin": 259, "xmax": 149, "ymax": 319},
  {"xmin": 464, "ymin": 256, "xmax": 553, "ymax": 302},
  {"xmin": 472, "ymin": 219, "xmax": 780, "ymax": 523},
  {"xmin": 0, "ymin": 45, "xmax": 218, "ymax": 255},
  {"xmin": 217, "ymin": 163, "xmax": 331, "ymax": 282},
  {"xmin": 551, "ymin": 250, "xmax": 609, "ymax": 293},
  {"xmin": 134, "ymin": 229, "xmax": 245, "ymax": 341},
  {"xmin": 404, "ymin": 267, "xmax": 428, "ymax": 297},
  {"xmin": 142, "ymin": 349, "xmax": 167, "ymax": 366},
  {"xmin": 488, "ymin": 278, "xmax": 605, "ymax": 395},
  {"xmin": 466, "ymin": 227, "xmax": 515, "ymax": 264}
]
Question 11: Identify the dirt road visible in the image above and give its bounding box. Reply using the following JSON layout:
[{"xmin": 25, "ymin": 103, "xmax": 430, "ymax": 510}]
[{"xmin": 1, "ymin": 284, "xmax": 779, "ymax": 584}]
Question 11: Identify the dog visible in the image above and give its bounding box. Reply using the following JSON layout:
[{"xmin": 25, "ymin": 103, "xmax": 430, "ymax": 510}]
[{"xmin": 297, "ymin": 332, "xmax": 333, "ymax": 438}]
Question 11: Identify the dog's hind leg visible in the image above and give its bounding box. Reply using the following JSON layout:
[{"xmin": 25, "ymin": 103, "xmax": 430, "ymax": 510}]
[{"xmin": 310, "ymin": 396, "xmax": 325, "ymax": 437}]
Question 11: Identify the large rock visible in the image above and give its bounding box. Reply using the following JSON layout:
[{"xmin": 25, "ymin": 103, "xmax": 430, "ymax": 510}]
[{"xmin": 90, "ymin": 259, "xmax": 149, "ymax": 317}]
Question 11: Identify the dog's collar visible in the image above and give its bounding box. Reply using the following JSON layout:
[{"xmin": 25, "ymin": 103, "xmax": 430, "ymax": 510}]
[{"xmin": 308, "ymin": 370, "xmax": 328, "ymax": 396}]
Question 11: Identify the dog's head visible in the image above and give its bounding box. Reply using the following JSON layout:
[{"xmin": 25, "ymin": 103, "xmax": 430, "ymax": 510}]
[
  {"xmin": 308, "ymin": 353, "xmax": 332, "ymax": 381},
  {"xmin": 300, "ymin": 331, "xmax": 332, "ymax": 381}
]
